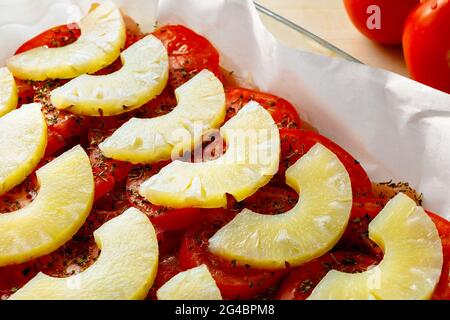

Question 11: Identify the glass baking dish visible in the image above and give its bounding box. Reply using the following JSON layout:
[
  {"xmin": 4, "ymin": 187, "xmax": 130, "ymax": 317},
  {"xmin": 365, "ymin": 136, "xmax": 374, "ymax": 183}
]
[{"xmin": 255, "ymin": 2, "xmax": 361, "ymax": 63}]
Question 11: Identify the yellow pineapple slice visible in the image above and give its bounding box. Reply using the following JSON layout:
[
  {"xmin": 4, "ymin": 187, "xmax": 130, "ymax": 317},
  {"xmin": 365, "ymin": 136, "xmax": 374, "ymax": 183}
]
[
  {"xmin": 51, "ymin": 35, "xmax": 168, "ymax": 116},
  {"xmin": 0, "ymin": 67, "xmax": 17, "ymax": 117},
  {"xmin": 208, "ymin": 143, "xmax": 352, "ymax": 269},
  {"xmin": 308, "ymin": 193, "xmax": 443, "ymax": 300},
  {"xmin": 157, "ymin": 265, "xmax": 222, "ymax": 300},
  {"xmin": 139, "ymin": 101, "xmax": 280, "ymax": 208},
  {"xmin": 99, "ymin": 69, "xmax": 225, "ymax": 163},
  {"xmin": 0, "ymin": 146, "xmax": 94, "ymax": 266},
  {"xmin": 9, "ymin": 208, "xmax": 158, "ymax": 300},
  {"xmin": 7, "ymin": 1, "xmax": 126, "ymax": 81},
  {"xmin": 0, "ymin": 103, "xmax": 46, "ymax": 195}
]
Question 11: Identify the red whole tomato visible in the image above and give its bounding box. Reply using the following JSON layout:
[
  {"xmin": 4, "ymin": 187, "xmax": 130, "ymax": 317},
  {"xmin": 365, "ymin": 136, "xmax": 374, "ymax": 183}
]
[
  {"xmin": 225, "ymin": 88, "xmax": 303, "ymax": 129},
  {"xmin": 403, "ymin": 0, "xmax": 450, "ymax": 94},
  {"xmin": 276, "ymin": 251, "xmax": 380, "ymax": 300},
  {"xmin": 179, "ymin": 209, "xmax": 287, "ymax": 299},
  {"xmin": 343, "ymin": 0, "xmax": 420, "ymax": 45},
  {"xmin": 277, "ymin": 129, "xmax": 373, "ymax": 198},
  {"xmin": 126, "ymin": 164, "xmax": 200, "ymax": 231}
]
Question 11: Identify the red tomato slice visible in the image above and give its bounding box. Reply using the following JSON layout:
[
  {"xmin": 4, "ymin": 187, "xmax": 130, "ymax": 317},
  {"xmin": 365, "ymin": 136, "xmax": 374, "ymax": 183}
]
[
  {"xmin": 276, "ymin": 251, "xmax": 380, "ymax": 300},
  {"xmin": 14, "ymin": 24, "xmax": 86, "ymax": 156},
  {"xmin": 225, "ymin": 88, "xmax": 303, "ymax": 129},
  {"xmin": 147, "ymin": 254, "xmax": 183, "ymax": 300},
  {"xmin": 0, "ymin": 260, "xmax": 38, "ymax": 299},
  {"xmin": 16, "ymin": 79, "xmax": 35, "ymax": 107},
  {"xmin": 277, "ymin": 129, "xmax": 372, "ymax": 198},
  {"xmin": 126, "ymin": 164, "xmax": 200, "ymax": 231},
  {"xmin": 84, "ymin": 89, "xmax": 177, "ymax": 201},
  {"xmin": 343, "ymin": 0, "xmax": 420, "ymax": 45},
  {"xmin": 336, "ymin": 198, "xmax": 384, "ymax": 256},
  {"xmin": 15, "ymin": 24, "xmax": 80, "ymax": 55},
  {"xmin": 88, "ymin": 146, "xmax": 131, "ymax": 201},
  {"xmin": 428, "ymin": 212, "xmax": 450, "ymax": 300},
  {"xmin": 0, "ymin": 180, "xmax": 168, "ymax": 299},
  {"xmin": 0, "ymin": 175, "xmax": 38, "ymax": 214},
  {"xmin": 179, "ymin": 208, "xmax": 287, "ymax": 300},
  {"xmin": 85, "ymin": 24, "xmax": 220, "ymax": 199},
  {"xmin": 403, "ymin": 0, "xmax": 450, "ymax": 94},
  {"xmin": 14, "ymin": 23, "xmax": 144, "ymax": 158},
  {"xmin": 238, "ymin": 185, "xmax": 298, "ymax": 215},
  {"xmin": 152, "ymin": 25, "xmax": 221, "ymax": 89},
  {"xmin": 0, "ymin": 156, "xmax": 54, "ymax": 213}
]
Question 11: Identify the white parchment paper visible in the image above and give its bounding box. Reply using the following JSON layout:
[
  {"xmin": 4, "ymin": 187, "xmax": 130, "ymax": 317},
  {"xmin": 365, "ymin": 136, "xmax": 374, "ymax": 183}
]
[{"xmin": 0, "ymin": 0, "xmax": 449, "ymax": 217}]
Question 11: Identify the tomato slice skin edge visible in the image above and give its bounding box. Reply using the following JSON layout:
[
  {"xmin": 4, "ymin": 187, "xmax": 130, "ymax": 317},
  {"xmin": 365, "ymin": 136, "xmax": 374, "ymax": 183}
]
[
  {"xmin": 178, "ymin": 209, "xmax": 287, "ymax": 300},
  {"xmin": 277, "ymin": 129, "xmax": 373, "ymax": 198}
]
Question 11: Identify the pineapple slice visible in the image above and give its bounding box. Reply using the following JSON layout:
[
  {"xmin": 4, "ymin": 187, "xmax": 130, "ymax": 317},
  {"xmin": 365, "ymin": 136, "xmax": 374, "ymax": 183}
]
[
  {"xmin": 209, "ymin": 143, "xmax": 352, "ymax": 269},
  {"xmin": 308, "ymin": 193, "xmax": 443, "ymax": 300},
  {"xmin": 0, "ymin": 67, "xmax": 17, "ymax": 117},
  {"xmin": 0, "ymin": 103, "xmax": 47, "ymax": 195},
  {"xmin": 51, "ymin": 35, "xmax": 169, "ymax": 116},
  {"xmin": 139, "ymin": 101, "xmax": 280, "ymax": 208},
  {"xmin": 9, "ymin": 208, "xmax": 158, "ymax": 300},
  {"xmin": 6, "ymin": 1, "xmax": 126, "ymax": 81},
  {"xmin": 0, "ymin": 146, "xmax": 94, "ymax": 267},
  {"xmin": 157, "ymin": 265, "xmax": 222, "ymax": 300},
  {"xmin": 99, "ymin": 69, "xmax": 225, "ymax": 163}
]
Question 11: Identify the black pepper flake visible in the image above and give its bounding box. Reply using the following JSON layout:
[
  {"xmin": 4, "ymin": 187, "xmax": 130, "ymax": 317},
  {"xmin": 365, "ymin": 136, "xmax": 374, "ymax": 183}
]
[{"xmin": 298, "ymin": 279, "xmax": 314, "ymax": 293}]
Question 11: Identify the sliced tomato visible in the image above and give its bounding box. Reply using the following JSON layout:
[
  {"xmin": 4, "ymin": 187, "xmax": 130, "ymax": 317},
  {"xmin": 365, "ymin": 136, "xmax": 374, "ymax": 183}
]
[
  {"xmin": 277, "ymin": 129, "xmax": 372, "ymax": 198},
  {"xmin": 14, "ymin": 25, "xmax": 87, "ymax": 156},
  {"xmin": 85, "ymin": 24, "xmax": 220, "ymax": 199},
  {"xmin": 15, "ymin": 24, "xmax": 80, "ymax": 54},
  {"xmin": 0, "ymin": 157, "xmax": 54, "ymax": 214},
  {"xmin": 237, "ymin": 185, "xmax": 298, "ymax": 215},
  {"xmin": 88, "ymin": 146, "xmax": 131, "ymax": 201},
  {"xmin": 276, "ymin": 250, "xmax": 380, "ymax": 300},
  {"xmin": 152, "ymin": 25, "xmax": 221, "ymax": 89},
  {"xmin": 179, "ymin": 208, "xmax": 287, "ymax": 299},
  {"xmin": 0, "ymin": 261, "xmax": 38, "ymax": 299},
  {"xmin": 147, "ymin": 254, "xmax": 183, "ymax": 300},
  {"xmin": 16, "ymin": 79, "xmax": 35, "ymax": 107},
  {"xmin": 336, "ymin": 198, "xmax": 384, "ymax": 256},
  {"xmin": 14, "ymin": 23, "xmax": 145, "ymax": 158},
  {"xmin": 428, "ymin": 212, "xmax": 450, "ymax": 300},
  {"xmin": 85, "ymin": 110, "xmax": 155, "ymax": 202},
  {"xmin": 225, "ymin": 88, "xmax": 302, "ymax": 129},
  {"xmin": 0, "ymin": 175, "xmax": 38, "ymax": 214},
  {"xmin": 126, "ymin": 164, "xmax": 200, "ymax": 231},
  {"xmin": 0, "ymin": 181, "xmax": 152, "ymax": 299}
]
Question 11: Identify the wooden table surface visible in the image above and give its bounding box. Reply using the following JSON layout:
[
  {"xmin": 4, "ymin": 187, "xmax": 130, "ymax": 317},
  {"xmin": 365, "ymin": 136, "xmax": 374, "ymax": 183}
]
[{"xmin": 256, "ymin": 0, "xmax": 409, "ymax": 77}]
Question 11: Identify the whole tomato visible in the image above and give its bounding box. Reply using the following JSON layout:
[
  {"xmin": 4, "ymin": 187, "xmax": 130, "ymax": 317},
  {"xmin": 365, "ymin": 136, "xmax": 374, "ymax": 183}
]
[
  {"xmin": 343, "ymin": 0, "xmax": 420, "ymax": 45},
  {"xmin": 403, "ymin": 0, "xmax": 450, "ymax": 94}
]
